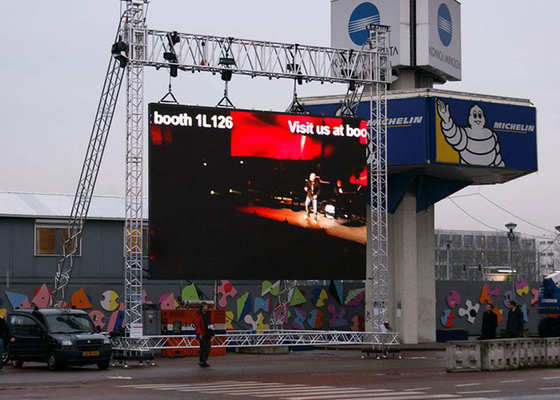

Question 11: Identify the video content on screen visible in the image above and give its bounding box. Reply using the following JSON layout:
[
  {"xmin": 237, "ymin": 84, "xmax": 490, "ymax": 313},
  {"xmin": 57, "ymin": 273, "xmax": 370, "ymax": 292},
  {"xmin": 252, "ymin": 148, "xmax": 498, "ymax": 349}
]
[{"xmin": 149, "ymin": 104, "xmax": 367, "ymax": 279}]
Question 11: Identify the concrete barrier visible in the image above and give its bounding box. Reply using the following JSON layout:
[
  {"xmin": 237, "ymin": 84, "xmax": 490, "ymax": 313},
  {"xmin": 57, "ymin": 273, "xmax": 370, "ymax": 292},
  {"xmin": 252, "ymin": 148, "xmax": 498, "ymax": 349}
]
[
  {"xmin": 481, "ymin": 340, "xmax": 505, "ymax": 371},
  {"xmin": 446, "ymin": 341, "xmax": 481, "ymax": 372},
  {"xmin": 518, "ymin": 338, "xmax": 547, "ymax": 368},
  {"xmin": 503, "ymin": 339, "xmax": 520, "ymax": 370},
  {"xmin": 448, "ymin": 338, "xmax": 560, "ymax": 372},
  {"xmin": 546, "ymin": 337, "xmax": 560, "ymax": 366}
]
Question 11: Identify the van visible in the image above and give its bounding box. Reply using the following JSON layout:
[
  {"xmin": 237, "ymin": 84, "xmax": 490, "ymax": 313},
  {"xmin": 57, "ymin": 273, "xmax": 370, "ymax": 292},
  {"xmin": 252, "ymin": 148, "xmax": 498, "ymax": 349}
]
[{"xmin": 7, "ymin": 308, "xmax": 112, "ymax": 370}]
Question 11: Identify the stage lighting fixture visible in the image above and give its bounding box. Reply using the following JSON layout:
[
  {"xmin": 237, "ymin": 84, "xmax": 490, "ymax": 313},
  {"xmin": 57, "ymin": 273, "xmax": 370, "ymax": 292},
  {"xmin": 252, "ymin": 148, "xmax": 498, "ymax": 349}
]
[
  {"xmin": 163, "ymin": 52, "xmax": 179, "ymax": 77},
  {"xmin": 219, "ymin": 57, "xmax": 236, "ymax": 66},
  {"xmin": 348, "ymin": 80, "xmax": 356, "ymax": 92},
  {"xmin": 111, "ymin": 40, "xmax": 129, "ymax": 68},
  {"xmin": 221, "ymin": 69, "xmax": 232, "ymax": 81},
  {"xmin": 168, "ymin": 31, "xmax": 180, "ymax": 45}
]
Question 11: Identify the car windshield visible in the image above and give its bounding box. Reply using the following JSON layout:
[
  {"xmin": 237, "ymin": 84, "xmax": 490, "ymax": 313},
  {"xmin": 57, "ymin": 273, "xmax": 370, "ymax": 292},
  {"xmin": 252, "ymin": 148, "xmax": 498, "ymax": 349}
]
[{"xmin": 46, "ymin": 314, "xmax": 94, "ymax": 334}]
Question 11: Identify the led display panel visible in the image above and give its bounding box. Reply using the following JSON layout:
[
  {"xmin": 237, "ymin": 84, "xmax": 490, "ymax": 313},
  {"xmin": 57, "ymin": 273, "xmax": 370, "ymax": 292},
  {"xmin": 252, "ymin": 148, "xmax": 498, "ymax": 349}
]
[{"xmin": 149, "ymin": 104, "xmax": 367, "ymax": 279}]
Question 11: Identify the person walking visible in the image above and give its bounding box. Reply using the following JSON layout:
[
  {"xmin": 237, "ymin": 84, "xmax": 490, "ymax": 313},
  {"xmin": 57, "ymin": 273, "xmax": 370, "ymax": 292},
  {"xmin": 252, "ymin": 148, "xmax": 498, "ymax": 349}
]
[
  {"xmin": 194, "ymin": 302, "xmax": 214, "ymax": 368},
  {"xmin": 506, "ymin": 300, "xmax": 524, "ymax": 338},
  {"xmin": 478, "ymin": 303, "xmax": 498, "ymax": 340}
]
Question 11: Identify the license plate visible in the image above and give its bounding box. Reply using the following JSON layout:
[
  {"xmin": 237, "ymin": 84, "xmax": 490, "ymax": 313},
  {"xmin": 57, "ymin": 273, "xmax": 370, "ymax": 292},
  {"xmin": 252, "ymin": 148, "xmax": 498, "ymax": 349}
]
[{"xmin": 83, "ymin": 351, "xmax": 100, "ymax": 357}]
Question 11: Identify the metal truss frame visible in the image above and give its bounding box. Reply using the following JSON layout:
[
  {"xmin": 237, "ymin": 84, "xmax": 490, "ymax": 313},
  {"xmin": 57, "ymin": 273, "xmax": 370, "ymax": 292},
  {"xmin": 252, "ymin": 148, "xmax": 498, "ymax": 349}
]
[
  {"xmin": 124, "ymin": 1, "xmax": 148, "ymax": 337},
  {"xmin": 269, "ymin": 280, "xmax": 298, "ymax": 328},
  {"xmin": 111, "ymin": 330, "xmax": 400, "ymax": 352},
  {"xmin": 50, "ymin": 9, "xmax": 130, "ymax": 307},
  {"xmin": 365, "ymin": 26, "xmax": 390, "ymax": 331},
  {"xmin": 53, "ymin": 0, "xmax": 391, "ymax": 341},
  {"xmin": 138, "ymin": 31, "xmax": 382, "ymax": 85}
]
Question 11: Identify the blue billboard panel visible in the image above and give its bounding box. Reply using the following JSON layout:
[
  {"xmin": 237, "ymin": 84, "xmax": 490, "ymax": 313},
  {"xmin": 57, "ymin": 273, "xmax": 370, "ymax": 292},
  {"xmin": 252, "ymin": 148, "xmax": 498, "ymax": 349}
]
[
  {"xmin": 305, "ymin": 94, "xmax": 537, "ymax": 176},
  {"xmin": 431, "ymin": 97, "xmax": 537, "ymax": 172}
]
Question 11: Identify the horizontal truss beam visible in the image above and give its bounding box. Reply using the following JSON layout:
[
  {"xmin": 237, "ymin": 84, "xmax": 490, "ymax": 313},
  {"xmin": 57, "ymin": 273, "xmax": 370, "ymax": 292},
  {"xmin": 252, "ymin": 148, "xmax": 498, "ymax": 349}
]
[
  {"xmin": 111, "ymin": 330, "xmax": 400, "ymax": 352},
  {"xmin": 129, "ymin": 30, "xmax": 390, "ymax": 85}
]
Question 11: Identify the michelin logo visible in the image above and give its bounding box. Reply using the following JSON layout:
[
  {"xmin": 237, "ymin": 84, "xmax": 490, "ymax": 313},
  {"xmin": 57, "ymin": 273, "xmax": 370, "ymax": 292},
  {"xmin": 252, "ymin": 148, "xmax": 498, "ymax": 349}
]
[{"xmin": 436, "ymin": 99, "xmax": 505, "ymax": 167}]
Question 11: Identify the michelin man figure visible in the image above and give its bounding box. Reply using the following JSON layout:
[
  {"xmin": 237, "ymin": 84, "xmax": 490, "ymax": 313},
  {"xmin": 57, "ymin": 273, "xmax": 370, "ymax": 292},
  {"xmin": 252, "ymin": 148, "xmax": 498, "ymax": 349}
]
[{"xmin": 436, "ymin": 99, "xmax": 505, "ymax": 167}]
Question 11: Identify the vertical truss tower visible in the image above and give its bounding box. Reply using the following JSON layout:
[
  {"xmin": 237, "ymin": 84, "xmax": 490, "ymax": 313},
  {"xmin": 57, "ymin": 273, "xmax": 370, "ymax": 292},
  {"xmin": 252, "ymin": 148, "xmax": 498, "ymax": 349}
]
[
  {"xmin": 124, "ymin": 1, "xmax": 147, "ymax": 336},
  {"xmin": 366, "ymin": 25, "xmax": 390, "ymax": 332}
]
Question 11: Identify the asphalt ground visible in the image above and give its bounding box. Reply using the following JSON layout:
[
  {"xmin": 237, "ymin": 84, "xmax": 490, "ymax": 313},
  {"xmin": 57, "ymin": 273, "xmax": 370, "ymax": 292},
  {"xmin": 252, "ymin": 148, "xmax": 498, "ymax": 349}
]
[{"xmin": 1, "ymin": 349, "xmax": 560, "ymax": 400}]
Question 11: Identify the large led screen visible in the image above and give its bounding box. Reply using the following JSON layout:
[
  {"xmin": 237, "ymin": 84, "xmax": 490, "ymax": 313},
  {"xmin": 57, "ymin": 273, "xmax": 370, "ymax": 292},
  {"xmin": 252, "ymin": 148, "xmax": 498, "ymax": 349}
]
[{"xmin": 149, "ymin": 104, "xmax": 367, "ymax": 279}]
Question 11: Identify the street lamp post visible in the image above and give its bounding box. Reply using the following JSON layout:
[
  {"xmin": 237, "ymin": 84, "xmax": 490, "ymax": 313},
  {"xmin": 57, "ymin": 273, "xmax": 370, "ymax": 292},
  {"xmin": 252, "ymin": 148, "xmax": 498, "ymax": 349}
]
[{"xmin": 506, "ymin": 222, "xmax": 517, "ymax": 300}]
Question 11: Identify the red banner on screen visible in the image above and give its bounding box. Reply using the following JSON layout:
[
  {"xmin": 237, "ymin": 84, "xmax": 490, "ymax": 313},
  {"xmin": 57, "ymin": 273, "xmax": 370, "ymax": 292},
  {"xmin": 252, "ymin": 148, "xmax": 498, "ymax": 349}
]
[{"xmin": 230, "ymin": 111, "xmax": 362, "ymax": 160}]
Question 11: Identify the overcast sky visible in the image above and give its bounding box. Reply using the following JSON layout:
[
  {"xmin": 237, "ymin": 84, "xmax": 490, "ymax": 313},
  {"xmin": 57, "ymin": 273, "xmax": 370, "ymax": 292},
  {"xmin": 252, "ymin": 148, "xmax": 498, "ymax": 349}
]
[{"xmin": 0, "ymin": 0, "xmax": 558, "ymax": 239}]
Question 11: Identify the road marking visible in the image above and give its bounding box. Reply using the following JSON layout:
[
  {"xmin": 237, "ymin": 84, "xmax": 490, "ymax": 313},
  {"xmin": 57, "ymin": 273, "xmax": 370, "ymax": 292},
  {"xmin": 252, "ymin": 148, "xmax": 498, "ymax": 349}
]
[
  {"xmin": 542, "ymin": 376, "xmax": 560, "ymax": 380},
  {"xmin": 119, "ymin": 381, "xmax": 461, "ymax": 400},
  {"xmin": 173, "ymin": 383, "xmax": 306, "ymax": 392},
  {"xmin": 256, "ymin": 388, "xmax": 377, "ymax": 397},
  {"xmin": 456, "ymin": 390, "xmax": 500, "ymax": 394},
  {"xmin": 120, "ymin": 381, "xmax": 241, "ymax": 388},
  {"xmin": 319, "ymin": 395, "xmax": 459, "ymax": 400},
  {"xmin": 107, "ymin": 376, "xmax": 132, "ymax": 380},
  {"xmin": 403, "ymin": 387, "xmax": 431, "ymax": 391},
  {"xmin": 283, "ymin": 392, "xmax": 427, "ymax": 400},
  {"xmin": 500, "ymin": 380, "xmax": 523, "ymax": 383},
  {"xmin": 454, "ymin": 383, "xmax": 481, "ymax": 387},
  {"xmin": 186, "ymin": 384, "xmax": 319, "ymax": 394},
  {"xmin": 539, "ymin": 387, "xmax": 560, "ymax": 390}
]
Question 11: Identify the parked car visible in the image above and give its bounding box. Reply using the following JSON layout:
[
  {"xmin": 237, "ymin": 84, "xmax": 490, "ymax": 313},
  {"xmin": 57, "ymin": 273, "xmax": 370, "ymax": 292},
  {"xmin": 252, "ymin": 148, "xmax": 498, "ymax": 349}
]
[{"xmin": 7, "ymin": 308, "xmax": 112, "ymax": 370}]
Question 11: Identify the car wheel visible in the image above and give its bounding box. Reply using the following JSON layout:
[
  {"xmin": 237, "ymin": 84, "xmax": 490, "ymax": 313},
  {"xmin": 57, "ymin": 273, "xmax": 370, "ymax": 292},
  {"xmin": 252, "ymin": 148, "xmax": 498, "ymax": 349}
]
[
  {"xmin": 47, "ymin": 352, "xmax": 59, "ymax": 371},
  {"xmin": 12, "ymin": 359, "xmax": 24, "ymax": 369},
  {"xmin": 97, "ymin": 360, "xmax": 110, "ymax": 370}
]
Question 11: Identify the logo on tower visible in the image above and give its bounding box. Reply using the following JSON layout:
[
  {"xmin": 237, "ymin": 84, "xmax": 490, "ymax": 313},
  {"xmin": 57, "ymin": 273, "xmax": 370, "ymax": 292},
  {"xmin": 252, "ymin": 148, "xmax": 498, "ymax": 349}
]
[
  {"xmin": 348, "ymin": 2, "xmax": 380, "ymax": 46},
  {"xmin": 437, "ymin": 3, "xmax": 453, "ymax": 47}
]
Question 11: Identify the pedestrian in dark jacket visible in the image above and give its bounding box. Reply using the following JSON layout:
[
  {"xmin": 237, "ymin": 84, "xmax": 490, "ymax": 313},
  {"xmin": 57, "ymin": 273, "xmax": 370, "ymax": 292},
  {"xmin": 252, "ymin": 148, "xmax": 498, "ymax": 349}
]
[
  {"xmin": 193, "ymin": 302, "xmax": 214, "ymax": 367},
  {"xmin": 0, "ymin": 316, "xmax": 10, "ymax": 371},
  {"xmin": 478, "ymin": 303, "xmax": 498, "ymax": 340},
  {"xmin": 506, "ymin": 300, "xmax": 524, "ymax": 338}
]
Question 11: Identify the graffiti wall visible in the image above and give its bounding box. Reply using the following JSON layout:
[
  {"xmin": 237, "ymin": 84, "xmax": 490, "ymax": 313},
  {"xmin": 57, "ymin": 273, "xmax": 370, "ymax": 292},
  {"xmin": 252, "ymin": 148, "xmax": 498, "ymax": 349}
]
[
  {"xmin": 436, "ymin": 280, "xmax": 540, "ymax": 336},
  {"xmin": 0, "ymin": 280, "xmax": 365, "ymax": 332}
]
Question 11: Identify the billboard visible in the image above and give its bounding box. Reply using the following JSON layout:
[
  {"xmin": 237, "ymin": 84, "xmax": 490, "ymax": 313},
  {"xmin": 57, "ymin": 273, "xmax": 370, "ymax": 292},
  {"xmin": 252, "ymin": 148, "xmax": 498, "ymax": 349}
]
[
  {"xmin": 432, "ymin": 97, "xmax": 537, "ymax": 171},
  {"xmin": 331, "ymin": 0, "xmax": 410, "ymax": 68},
  {"xmin": 148, "ymin": 104, "xmax": 368, "ymax": 280},
  {"xmin": 416, "ymin": 0, "xmax": 462, "ymax": 81},
  {"xmin": 303, "ymin": 91, "xmax": 537, "ymax": 183}
]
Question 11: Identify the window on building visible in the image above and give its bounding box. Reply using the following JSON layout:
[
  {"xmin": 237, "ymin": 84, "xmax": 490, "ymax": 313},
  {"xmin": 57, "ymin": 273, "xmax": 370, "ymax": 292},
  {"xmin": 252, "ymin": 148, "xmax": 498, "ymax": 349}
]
[
  {"xmin": 487, "ymin": 236, "xmax": 497, "ymax": 247},
  {"xmin": 548, "ymin": 252, "xmax": 554, "ymax": 257},
  {"xmin": 499, "ymin": 236, "xmax": 508, "ymax": 247},
  {"xmin": 540, "ymin": 241, "xmax": 547, "ymax": 245},
  {"xmin": 452, "ymin": 235, "xmax": 462, "ymax": 247},
  {"xmin": 124, "ymin": 227, "xmax": 149, "ymax": 257},
  {"xmin": 548, "ymin": 241, "xmax": 554, "ymax": 245},
  {"xmin": 476, "ymin": 236, "xmax": 485, "ymax": 247},
  {"xmin": 35, "ymin": 220, "xmax": 81, "ymax": 256},
  {"xmin": 440, "ymin": 234, "xmax": 450, "ymax": 246},
  {"xmin": 463, "ymin": 235, "xmax": 473, "ymax": 246}
]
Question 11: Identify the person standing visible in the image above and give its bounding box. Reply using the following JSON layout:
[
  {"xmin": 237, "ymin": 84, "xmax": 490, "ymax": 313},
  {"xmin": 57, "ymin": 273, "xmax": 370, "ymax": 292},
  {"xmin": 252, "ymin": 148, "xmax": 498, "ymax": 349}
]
[
  {"xmin": 0, "ymin": 316, "xmax": 10, "ymax": 371},
  {"xmin": 304, "ymin": 173, "xmax": 321, "ymax": 224},
  {"xmin": 194, "ymin": 302, "xmax": 214, "ymax": 368},
  {"xmin": 506, "ymin": 300, "xmax": 524, "ymax": 338},
  {"xmin": 478, "ymin": 303, "xmax": 498, "ymax": 340}
]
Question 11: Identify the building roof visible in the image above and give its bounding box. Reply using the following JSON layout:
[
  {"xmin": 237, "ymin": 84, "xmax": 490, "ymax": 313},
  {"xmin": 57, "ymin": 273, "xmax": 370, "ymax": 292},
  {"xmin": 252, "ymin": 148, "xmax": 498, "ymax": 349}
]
[{"xmin": 0, "ymin": 191, "xmax": 148, "ymax": 221}]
